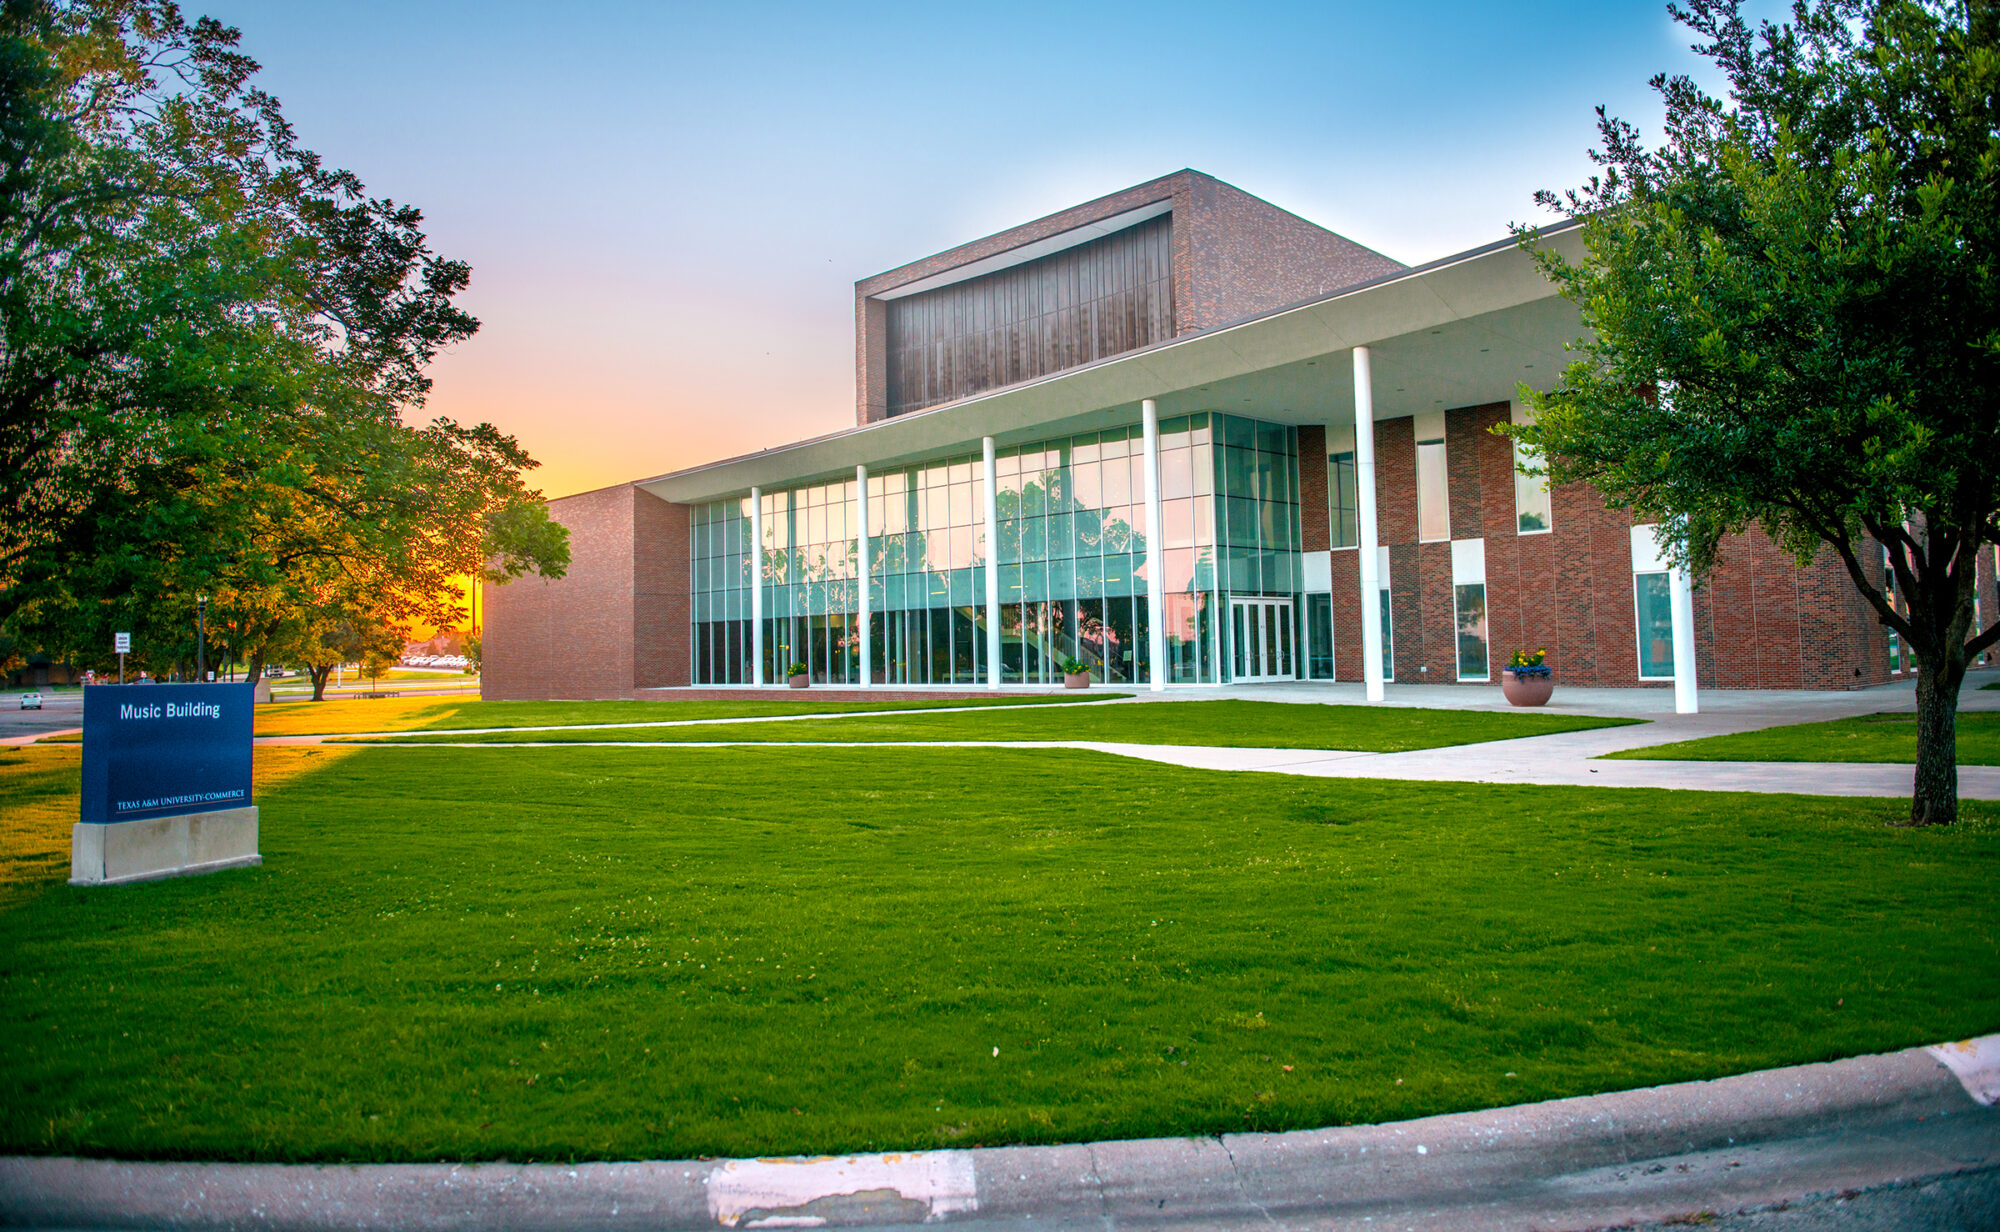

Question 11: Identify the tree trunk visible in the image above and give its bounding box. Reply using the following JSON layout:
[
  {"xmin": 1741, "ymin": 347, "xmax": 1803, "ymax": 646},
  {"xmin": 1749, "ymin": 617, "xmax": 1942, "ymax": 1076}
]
[
  {"xmin": 309, "ymin": 665, "xmax": 333, "ymax": 702},
  {"xmin": 1909, "ymin": 658, "xmax": 1963, "ymax": 826}
]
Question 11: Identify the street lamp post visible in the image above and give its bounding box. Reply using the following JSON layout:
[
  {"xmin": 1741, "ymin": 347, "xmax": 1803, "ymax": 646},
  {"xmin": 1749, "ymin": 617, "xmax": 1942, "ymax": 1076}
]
[{"xmin": 196, "ymin": 595, "xmax": 207, "ymax": 682}]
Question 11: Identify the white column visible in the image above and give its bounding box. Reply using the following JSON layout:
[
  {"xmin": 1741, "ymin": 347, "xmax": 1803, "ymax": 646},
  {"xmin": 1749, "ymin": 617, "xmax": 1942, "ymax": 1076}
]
[
  {"xmin": 1142, "ymin": 398, "xmax": 1168, "ymax": 692},
  {"xmin": 856, "ymin": 464, "xmax": 871, "ymax": 688},
  {"xmin": 750, "ymin": 486, "xmax": 764, "ymax": 686},
  {"xmin": 1670, "ymin": 557, "xmax": 1699, "ymax": 714},
  {"xmin": 1354, "ymin": 347, "xmax": 1385, "ymax": 702},
  {"xmin": 983, "ymin": 436, "xmax": 1002, "ymax": 689}
]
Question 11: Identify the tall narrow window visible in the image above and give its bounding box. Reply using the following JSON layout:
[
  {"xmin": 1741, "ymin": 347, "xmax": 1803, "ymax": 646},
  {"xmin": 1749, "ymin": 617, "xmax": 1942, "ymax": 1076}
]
[
  {"xmin": 1416, "ymin": 438, "xmax": 1449, "ymax": 542},
  {"xmin": 1511, "ymin": 403, "xmax": 1552, "ymax": 534},
  {"xmin": 1883, "ymin": 545, "xmax": 1904, "ymax": 672},
  {"xmin": 1307, "ymin": 593, "xmax": 1334, "ymax": 679},
  {"xmin": 1328, "ymin": 451, "xmax": 1358, "ymax": 548},
  {"xmin": 1514, "ymin": 439, "xmax": 1551, "ymax": 533},
  {"xmin": 1454, "ymin": 583, "xmax": 1489, "ymax": 680},
  {"xmin": 1635, "ymin": 572, "xmax": 1675, "ymax": 680},
  {"xmin": 1379, "ymin": 587, "xmax": 1395, "ymax": 681}
]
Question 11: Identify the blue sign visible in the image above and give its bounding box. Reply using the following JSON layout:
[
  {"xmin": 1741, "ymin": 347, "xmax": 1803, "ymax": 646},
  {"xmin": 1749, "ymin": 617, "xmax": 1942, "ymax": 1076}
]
[{"xmin": 80, "ymin": 683, "xmax": 255, "ymax": 824}]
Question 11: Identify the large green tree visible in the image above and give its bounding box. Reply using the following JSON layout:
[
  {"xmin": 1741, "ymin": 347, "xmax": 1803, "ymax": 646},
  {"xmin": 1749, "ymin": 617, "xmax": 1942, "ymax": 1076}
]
[
  {"xmin": 0, "ymin": 0, "xmax": 566, "ymax": 679},
  {"xmin": 1514, "ymin": 0, "xmax": 1999, "ymax": 824}
]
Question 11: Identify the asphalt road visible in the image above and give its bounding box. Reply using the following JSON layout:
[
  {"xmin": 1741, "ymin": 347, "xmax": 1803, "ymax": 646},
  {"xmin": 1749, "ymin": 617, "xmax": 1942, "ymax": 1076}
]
[{"xmin": 0, "ymin": 690, "xmax": 81, "ymax": 741}]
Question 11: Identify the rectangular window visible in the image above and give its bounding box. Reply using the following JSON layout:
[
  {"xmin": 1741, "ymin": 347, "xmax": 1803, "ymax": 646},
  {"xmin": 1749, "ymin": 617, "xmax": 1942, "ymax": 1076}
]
[
  {"xmin": 1307, "ymin": 593, "xmax": 1335, "ymax": 679},
  {"xmin": 1884, "ymin": 545, "xmax": 1903, "ymax": 672},
  {"xmin": 1379, "ymin": 587, "xmax": 1395, "ymax": 681},
  {"xmin": 1635, "ymin": 572, "xmax": 1675, "ymax": 679},
  {"xmin": 1417, "ymin": 438, "xmax": 1449, "ymax": 542},
  {"xmin": 1514, "ymin": 440, "xmax": 1551, "ymax": 533},
  {"xmin": 1454, "ymin": 582, "xmax": 1489, "ymax": 680},
  {"xmin": 1510, "ymin": 403, "xmax": 1551, "ymax": 534},
  {"xmin": 1329, "ymin": 452, "xmax": 1358, "ymax": 548}
]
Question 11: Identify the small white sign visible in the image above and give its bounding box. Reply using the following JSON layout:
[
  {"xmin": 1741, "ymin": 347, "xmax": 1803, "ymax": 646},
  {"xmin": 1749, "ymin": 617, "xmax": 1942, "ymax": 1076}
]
[{"xmin": 114, "ymin": 632, "xmax": 131, "ymax": 654}]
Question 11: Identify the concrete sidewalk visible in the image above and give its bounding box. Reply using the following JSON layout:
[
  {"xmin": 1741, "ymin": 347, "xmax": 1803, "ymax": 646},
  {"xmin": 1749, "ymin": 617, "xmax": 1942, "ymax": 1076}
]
[
  {"xmin": 5, "ymin": 1038, "xmax": 1994, "ymax": 1231},
  {"xmin": 359, "ymin": 735, "xmax": 2000, "ymax": 800},
  {"xmin": 25, "ymin": 673, "xmax": 2000, "ymax": 799},
  {"xmin": 321, "ymin": 670, "xmax": 2000, "ymax": 799},
  {"xmin": 1084, "ymin": 727, "xmax": 2000, "ymax": 799}
]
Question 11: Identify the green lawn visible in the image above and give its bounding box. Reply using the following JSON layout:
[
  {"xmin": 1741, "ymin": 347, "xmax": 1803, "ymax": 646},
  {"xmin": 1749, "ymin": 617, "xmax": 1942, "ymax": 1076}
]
[
  {"xmin": 1605, "ymin": 711, "xmax": 2000, "ymax": 765},
  {"xmin": 355, "ymin": 699, "xmax": 1638, "ymax": 752},
  {"xmin": 2, "ymin": 742, "xmax": 1992, "ymax": 1164}
]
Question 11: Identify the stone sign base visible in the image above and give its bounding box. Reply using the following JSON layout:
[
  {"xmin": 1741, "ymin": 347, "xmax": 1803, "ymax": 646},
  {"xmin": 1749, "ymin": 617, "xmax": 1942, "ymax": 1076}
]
[{"xmin": 70, "ymin": 807, "xmax": 261, "ymax": 886}]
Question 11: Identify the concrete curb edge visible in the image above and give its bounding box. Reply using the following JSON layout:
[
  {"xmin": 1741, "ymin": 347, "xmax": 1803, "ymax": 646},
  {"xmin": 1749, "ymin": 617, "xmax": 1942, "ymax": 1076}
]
[{"xmin": 2, "ymin": 1038, "xmax": 1995, "ymax": 1231}]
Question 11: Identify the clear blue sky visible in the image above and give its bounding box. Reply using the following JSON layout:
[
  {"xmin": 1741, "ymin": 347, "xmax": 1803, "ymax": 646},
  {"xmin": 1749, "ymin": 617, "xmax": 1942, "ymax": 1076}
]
[{"xmin": 198, "ymin": 0, "xmax": 1775, "ymax": 497}]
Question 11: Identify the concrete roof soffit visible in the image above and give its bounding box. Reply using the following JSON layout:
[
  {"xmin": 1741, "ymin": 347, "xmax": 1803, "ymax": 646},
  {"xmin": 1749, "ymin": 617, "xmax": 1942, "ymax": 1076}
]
[{"xmin": 636, "ymin": 225, "xmax": 1586, "ymax": 506}]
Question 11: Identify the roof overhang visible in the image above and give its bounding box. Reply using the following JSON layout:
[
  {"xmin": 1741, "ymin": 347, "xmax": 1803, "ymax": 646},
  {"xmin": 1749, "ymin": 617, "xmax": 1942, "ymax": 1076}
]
[
  {"xmin": 872, "ymin": 199, "xmax": 1174, "ymax": 301},
  {"xmin": 637, "ymin": 223, "xmax": 1586, "ymax": 506}
]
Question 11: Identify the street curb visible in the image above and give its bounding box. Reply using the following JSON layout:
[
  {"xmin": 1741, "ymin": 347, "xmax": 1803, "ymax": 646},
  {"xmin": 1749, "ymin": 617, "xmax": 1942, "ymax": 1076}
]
[{"xmin": 2, "ymin": 1039, "xmax": 1995, "ymax": 1231}]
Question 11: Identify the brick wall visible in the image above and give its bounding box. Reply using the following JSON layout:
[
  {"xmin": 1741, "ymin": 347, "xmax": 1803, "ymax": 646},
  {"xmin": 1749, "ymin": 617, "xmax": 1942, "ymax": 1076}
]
[
  {"xmin": 1331, "ymin": 548, "xmax": 1362, "ymax": 682},
  {"xmin": 1314, "ymin": 401, "xmax": 1883, "ymax": 690},
  {"xmin": 1297, "ymin": 424, "xmax": 1329, "ymax": 553},
  {"xmin": 1175, "ymin": 175, "xmax": 1403, "ymax": 333},
  {"xmin": 632, "ymin": 491, "xmax": 691, "ymax": 689},
  {"xmin": 483, "ymin": 484, "xmax": 691, "ymax": 700}
]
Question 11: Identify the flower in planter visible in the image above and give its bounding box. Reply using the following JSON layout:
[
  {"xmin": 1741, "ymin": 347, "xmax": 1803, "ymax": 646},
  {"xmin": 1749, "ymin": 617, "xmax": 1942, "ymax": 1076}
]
[
  {"xmin": 1058, "ymin": 657, "xmax": 1089, "ymax": 677},
  {"xmin": 785, "ymin": 662, "xmax": 809, "ymax": 678},
  {"xmin": 1506, "ymin": 648, "xmax": 1551, "ymax": 678}
]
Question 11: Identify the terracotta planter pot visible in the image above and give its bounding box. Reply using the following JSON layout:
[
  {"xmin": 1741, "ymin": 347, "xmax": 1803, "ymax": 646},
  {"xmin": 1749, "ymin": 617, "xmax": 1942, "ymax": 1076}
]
[
  {"xmin": 1501, "ymin": 669, "xmax": 1553, "ymax": 707},
  {"xmin": 788, "ymin": 674, "xmax": 809, "ymax": 689},
  {"xmin": 1064, "ymin": 671, "xmax": 1090, "ymax": 690}
]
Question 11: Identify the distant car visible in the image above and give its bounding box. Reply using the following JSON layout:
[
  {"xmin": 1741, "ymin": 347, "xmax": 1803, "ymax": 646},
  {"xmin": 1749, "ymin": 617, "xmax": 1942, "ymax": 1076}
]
[
  {"xmin": 19, "ymin": 692, "xmax": 41, "ymax": 710},
  {"xmin": 264, "ymin": 667, "xmax": 289, "ymax": 678}
]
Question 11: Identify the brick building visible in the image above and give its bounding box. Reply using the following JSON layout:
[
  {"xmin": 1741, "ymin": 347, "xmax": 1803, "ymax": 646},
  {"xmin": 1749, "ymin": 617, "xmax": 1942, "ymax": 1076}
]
[{"xmin": 485, "ymin": 171, "xmax": 1999, "ymax": 701}]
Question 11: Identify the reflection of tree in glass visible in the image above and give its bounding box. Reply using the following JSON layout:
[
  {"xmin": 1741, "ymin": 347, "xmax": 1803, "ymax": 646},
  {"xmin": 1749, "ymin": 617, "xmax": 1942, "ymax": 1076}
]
[{"xmin": 994, "ymin": 470, "xmax": 1145, "ymax": 564}]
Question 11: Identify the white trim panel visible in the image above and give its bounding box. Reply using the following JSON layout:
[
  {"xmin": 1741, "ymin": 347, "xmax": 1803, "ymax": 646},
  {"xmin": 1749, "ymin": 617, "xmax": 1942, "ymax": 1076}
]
[
  {"xmin": 1630, "ymin": 523, "xmax": 1669, "ymax": 574},
  {"xmin": 1450, "ymin": 538, "xmax": 1486, "ymax": 586},
  {"xmin": 1303, "ymin": 550, "xmax": 1333, "ymax": 593},
  {"xmin": 873, "ymin": 200, "xmax": 1174, "ymax": 301}
]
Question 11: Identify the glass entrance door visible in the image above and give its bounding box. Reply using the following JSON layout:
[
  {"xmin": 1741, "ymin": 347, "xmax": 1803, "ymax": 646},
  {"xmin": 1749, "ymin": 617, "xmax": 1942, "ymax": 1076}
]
[{"xmin": 1230, "ymin": 597, "xmax": 1296, "ymax": 682}]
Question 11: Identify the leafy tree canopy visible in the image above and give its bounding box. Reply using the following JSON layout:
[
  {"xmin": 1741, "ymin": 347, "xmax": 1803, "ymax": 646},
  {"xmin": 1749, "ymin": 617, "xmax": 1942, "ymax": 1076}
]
[
  {"xmin": 0, "ymin": 0, "xmax": 567, "ymax": 681},
  {"xmin": 1514, "ymin": 0, "xmax": 1999, "ymax": 823}
]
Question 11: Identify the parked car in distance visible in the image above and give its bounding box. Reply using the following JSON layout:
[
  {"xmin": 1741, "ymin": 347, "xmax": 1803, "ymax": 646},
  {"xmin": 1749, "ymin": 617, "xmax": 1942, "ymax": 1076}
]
[{"xmin": 19, "ymin": 692, "xmax": 42, "ymax": 710}]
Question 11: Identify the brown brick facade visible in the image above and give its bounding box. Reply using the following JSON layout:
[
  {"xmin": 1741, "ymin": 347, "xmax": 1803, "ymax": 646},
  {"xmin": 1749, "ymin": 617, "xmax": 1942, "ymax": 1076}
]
[
  {"xmin": 1297, "ymin": 424, "xmax": 1329, "ymax": 553},
  {"xmin": 482, "ymin": 484, "xmax": 690, "ymax": 701},
  {"xmin": 1313, "ymin": 401, "xmax": 1893, "ymax": 689}
]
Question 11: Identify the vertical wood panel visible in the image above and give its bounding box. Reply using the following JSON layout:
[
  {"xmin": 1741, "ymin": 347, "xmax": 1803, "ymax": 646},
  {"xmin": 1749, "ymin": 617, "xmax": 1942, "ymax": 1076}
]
[{"xmin": 885, "ymin": 214, "xmax": 1175, "ymax": 416}]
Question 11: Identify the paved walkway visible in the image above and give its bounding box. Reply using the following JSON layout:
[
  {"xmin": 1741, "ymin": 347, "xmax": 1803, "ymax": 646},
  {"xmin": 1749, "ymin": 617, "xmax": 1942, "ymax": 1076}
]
[
  {"xmin": 319, "ymin": 670, "xmax": 2000, "ymax": 800},
  {"xmin": 19, "ymin": 672, "xmax": 2000, "ymax": 799},
  {"xmin": 371, "ymin": 736, "xmax": 2000, "ymax": 799}
]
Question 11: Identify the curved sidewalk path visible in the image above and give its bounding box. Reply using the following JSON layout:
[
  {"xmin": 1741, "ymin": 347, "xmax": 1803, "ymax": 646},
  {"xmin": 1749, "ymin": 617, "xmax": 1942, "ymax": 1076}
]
[
  {"xmin": 23, "ymin": 676, "xmax": 2000, "ymax": 798},
  {"xmin": 323, "ymin": 710, "xmax": 2000, "ymax": 800},
  {"xmin": 4, "ymin": 1037, "xmax": 1995, "ymax": 1231}
]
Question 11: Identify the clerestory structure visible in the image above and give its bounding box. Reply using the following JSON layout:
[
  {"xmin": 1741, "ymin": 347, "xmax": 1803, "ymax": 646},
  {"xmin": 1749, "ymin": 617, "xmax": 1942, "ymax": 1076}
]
[{"xmin": 482, "ymin": 170, "xmax": 1997, "ymax": 701}]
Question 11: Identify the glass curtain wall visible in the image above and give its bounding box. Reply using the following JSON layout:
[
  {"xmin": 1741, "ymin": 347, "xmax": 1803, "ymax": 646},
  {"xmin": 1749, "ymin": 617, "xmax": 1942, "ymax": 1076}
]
[
  {"xmin": 870, "ymin": 456, "xmax": 987, "ymax": 685},
  {"xmin": 1212, "ymin": 416, "xmax": 1301, "ymax": 681},
  {"xmin": 690, "ymin": 499, "xmax": 755, "ymax": 683},
  {"xmin": 689, "ymin": 413, "xmax": 1301, "ymax": 687},
  {"xmin": 996, "ymin": 428, "xmax": 1151, "ymax": 684}
]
